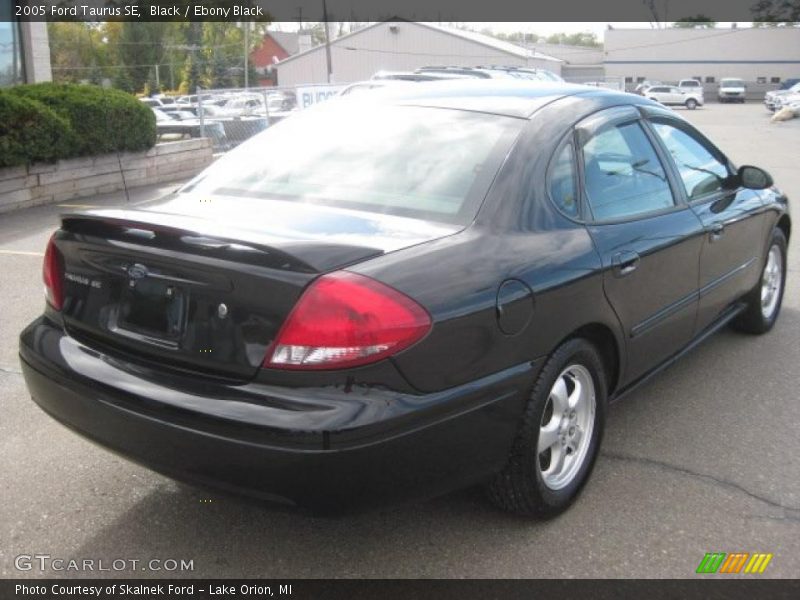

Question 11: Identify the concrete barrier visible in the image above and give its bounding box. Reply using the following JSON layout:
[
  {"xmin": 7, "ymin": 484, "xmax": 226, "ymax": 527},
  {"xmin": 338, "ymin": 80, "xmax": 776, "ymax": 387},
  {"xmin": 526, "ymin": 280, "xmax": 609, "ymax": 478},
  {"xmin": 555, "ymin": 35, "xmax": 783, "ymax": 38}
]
[{"xmin": 0, "ymin": 138, "xmax": 213, "ymax": 214}]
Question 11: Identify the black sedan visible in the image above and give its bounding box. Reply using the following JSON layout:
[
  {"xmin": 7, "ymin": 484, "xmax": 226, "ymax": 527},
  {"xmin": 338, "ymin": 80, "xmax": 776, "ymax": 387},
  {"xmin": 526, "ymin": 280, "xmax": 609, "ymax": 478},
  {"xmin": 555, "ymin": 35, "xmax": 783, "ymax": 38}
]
[{"xmin": 20, "ymin": 81, "xmax": 790, "ymax": 517}]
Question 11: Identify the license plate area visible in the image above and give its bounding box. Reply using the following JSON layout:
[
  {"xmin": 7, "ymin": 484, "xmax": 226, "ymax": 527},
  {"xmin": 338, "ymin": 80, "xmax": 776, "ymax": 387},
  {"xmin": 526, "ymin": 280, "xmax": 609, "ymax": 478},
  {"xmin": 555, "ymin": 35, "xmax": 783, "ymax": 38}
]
[{"xmin": 115, "ymin": 279, "xmax": 187, "ymax": 345}]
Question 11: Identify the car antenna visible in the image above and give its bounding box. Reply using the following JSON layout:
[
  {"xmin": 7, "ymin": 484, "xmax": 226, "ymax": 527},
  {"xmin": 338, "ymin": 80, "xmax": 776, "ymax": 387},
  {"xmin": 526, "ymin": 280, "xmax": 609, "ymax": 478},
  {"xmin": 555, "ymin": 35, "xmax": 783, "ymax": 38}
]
[{"xmin": 110, "ymin": 98, "xmax": 131, "ymax": 204}]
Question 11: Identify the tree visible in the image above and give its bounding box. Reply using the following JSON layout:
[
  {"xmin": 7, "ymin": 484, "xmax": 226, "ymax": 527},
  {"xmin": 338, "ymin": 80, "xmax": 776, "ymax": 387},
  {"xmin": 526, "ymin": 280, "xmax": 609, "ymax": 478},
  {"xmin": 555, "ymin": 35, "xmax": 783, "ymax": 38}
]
[
  {"xmin": 673, "ymin": 16, "xmax": 717, "ymax": 28},
  {"xmin": 48, "ymin": 22, "xmax": 109, "ymax": 84},
  {"xmin": 752, "ymin": 0, "xmax": 800, "ymax": 23},
  {"xmin": 544, "ymin": 32, "xmax": 601, "ymax": 47}
]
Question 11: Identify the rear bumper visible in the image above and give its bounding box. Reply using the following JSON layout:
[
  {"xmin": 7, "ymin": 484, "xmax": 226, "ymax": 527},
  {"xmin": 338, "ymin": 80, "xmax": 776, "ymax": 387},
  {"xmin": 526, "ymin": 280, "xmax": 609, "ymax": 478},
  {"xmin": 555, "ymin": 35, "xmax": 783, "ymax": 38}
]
[{"xmin": 19, "ymin": 317, "xmax": 535, "ymax": 512}]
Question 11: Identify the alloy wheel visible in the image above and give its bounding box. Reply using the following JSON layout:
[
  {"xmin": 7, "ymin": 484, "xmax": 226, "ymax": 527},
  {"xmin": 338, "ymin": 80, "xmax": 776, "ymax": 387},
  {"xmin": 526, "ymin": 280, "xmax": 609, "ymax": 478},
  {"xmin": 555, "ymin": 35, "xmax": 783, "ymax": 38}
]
[
  {"xmin": 538, "ymin": 364, "xmax": 596, "ymax": 490},
  {"xmin": 761, "ymin": 244, "xmax": 783, "ymax": 320}
]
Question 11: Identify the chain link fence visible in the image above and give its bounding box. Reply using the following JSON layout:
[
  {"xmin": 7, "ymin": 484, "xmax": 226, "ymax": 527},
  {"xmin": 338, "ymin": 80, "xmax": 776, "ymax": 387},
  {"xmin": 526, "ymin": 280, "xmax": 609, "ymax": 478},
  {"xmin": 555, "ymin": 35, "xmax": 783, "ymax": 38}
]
[{"xmin": 191, "ymin": 85, "xmax": 347, "ymax": 153}]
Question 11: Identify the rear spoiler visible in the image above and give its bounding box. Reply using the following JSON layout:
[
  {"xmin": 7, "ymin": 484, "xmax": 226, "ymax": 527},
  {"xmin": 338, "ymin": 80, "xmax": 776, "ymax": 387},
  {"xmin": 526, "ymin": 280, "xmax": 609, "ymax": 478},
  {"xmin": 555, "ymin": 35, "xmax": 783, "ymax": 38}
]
[{"xmin": 61, "ymin": 210, "xmax": 384, "ymax": 274}]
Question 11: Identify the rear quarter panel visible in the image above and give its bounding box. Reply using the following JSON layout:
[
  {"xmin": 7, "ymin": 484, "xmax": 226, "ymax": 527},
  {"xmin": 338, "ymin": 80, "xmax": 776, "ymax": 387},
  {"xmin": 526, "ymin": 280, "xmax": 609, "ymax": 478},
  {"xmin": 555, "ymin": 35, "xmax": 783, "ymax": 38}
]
[{"xmin": 352, "ymin": 94, "xmax": 629, "ymax": 394}]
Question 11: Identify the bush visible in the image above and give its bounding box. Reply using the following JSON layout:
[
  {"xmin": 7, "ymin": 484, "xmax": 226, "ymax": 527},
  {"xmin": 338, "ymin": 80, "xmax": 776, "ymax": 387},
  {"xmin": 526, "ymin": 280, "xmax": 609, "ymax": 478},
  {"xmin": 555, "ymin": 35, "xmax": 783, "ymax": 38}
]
[
  {"xmin": 0, "ymin": 91, "xmax": 74, "ymax": 168},
  {"xmin": 7, "ymin": 83, "xmax": 156, "ymax": 158}
]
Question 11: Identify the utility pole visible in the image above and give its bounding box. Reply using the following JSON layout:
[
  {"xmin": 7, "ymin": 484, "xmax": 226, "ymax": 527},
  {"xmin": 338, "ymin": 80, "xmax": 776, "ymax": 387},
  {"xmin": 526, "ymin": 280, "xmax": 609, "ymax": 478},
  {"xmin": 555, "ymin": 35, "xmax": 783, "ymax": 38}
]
[
  {"xmin": 322, "ymin": 0, "xmax": 333, "ymax": 83},
  {"xmin": 244, "ymin": 21, "xmax": 250, "ymax": 89}
]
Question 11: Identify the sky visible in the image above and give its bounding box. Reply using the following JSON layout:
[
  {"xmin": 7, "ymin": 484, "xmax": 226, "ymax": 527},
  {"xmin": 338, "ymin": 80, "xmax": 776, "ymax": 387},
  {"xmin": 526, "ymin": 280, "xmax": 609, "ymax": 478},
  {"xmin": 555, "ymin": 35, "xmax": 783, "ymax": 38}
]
[{"xmin": 269, "ymin": 22, "xmax": 745, "ymax": 41}]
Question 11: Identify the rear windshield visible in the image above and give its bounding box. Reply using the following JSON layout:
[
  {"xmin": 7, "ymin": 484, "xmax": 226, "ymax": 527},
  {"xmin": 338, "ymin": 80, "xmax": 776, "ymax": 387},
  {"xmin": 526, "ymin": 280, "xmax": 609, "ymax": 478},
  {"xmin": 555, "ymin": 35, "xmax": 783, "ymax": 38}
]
[
  {"xmin": 721, "ymin": 79, "xmax": 744, "ymax": 86},
  {"xmin": 181, "ymin": 103, "xmax": 523, "ymax": 224}
]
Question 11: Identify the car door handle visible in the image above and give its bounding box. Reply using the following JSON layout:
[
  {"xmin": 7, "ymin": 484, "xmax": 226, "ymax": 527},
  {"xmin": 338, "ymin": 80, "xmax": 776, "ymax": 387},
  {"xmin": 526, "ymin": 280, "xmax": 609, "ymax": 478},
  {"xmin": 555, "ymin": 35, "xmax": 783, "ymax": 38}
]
[
  {"xmin": 612, "ymin": 251, "xmax": 640, "ymax": 277},
  {"xmin": 708, "ymin": 222, "xmax": 725, "ymax": 242}
]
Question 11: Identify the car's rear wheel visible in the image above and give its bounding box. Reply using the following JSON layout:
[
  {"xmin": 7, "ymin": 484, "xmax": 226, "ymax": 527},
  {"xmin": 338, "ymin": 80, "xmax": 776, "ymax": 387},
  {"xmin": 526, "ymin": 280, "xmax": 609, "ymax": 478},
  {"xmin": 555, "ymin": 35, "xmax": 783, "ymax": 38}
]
[
  {"xmin": 487, "ymin": 338, "xmax": 607, "ymax": 517},
  {"xmin": 733, "ymin": 227, "xmax": 787, "ymax": 334},
  {"xmin": 686, "ymin": 98, "xmax": 698, "ymax": 110}
]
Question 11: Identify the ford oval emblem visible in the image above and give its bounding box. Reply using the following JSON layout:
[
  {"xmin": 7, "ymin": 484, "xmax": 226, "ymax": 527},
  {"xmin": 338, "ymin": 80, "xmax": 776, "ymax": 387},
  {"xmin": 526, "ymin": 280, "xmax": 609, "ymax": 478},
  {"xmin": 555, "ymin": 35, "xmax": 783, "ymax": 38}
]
[{"xmin": 127, "ymin": 263, "xmax": 148, "ymax": 280}]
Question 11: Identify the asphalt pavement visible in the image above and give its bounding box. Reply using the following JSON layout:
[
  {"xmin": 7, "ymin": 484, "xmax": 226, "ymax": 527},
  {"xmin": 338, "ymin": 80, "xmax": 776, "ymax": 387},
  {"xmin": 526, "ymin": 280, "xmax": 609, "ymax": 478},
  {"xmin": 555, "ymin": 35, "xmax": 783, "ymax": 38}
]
[{"xmin": 1, "ymin": 103, "xmax": 798, "ymax": 578}]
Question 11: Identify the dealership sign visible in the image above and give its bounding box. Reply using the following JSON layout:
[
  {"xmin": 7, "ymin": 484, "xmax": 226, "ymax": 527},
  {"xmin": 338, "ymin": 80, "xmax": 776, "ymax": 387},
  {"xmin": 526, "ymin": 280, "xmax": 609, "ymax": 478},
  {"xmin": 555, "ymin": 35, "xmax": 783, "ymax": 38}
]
[{"xmin": 295, "ymin": 85, "xmax": 346, "ymax": 109}]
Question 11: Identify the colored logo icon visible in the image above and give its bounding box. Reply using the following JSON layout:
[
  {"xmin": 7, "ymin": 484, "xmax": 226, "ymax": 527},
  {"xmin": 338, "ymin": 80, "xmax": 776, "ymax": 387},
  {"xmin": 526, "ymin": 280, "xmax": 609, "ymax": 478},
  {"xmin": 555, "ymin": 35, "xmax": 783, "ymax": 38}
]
[{"xmin": 696, "ymin": 552, "xmax": 773, "ymax": 574}]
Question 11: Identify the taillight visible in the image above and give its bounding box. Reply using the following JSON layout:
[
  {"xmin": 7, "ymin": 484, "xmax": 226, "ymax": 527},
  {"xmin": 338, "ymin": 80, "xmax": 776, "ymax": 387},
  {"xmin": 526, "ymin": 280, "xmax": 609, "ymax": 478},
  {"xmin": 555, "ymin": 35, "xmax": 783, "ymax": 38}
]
[
  {"xmin": 264, "ymin": 271, "xmax": 431, "ymax": 370},
  {"xmin": 43, "ymin": 234, "xmax": 64, "ymax": 310}
]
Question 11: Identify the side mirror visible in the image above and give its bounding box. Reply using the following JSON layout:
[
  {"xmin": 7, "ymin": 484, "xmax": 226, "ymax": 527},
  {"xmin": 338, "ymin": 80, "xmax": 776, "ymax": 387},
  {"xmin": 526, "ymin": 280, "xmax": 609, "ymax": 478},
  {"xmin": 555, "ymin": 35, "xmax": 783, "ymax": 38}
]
[{"xmin": 739, "ymin": 165, "xmax": 773, "ymax": 190}]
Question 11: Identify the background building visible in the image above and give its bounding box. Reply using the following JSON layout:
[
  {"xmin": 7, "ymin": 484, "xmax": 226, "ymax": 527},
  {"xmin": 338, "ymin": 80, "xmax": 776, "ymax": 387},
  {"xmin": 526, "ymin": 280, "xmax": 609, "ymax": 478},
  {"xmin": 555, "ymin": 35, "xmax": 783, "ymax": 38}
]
[
  {"xmin": 0, "ymin": 10, "xmax": 51, "ymax": 87},
  {"xmin": 527, "ymin": 42, "xmax": 605, "ymax": 82},
  {"xmin": 250, "ymin": 31, "xmax": 301, "ymax": 86},
  {"xmin": 605, "ymin": 27, "xmax": 800, "ymax": 97},
  {"xmin": 274, "ymin": 21, "xmax": 562, "ymax": 86}
]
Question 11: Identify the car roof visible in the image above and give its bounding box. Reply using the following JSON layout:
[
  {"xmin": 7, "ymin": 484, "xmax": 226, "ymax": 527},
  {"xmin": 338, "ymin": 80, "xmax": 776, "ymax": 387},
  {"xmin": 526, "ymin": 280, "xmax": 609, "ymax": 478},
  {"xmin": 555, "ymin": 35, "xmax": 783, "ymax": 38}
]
[{"xmin": 345, "ymin": 79, "xmax": 638, "ymax": 118}]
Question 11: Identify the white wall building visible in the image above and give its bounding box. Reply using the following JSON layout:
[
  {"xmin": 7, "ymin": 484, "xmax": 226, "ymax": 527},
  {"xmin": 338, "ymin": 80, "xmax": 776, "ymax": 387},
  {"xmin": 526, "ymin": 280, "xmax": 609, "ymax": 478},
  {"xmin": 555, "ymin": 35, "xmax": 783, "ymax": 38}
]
[
  {"xmin": 605, "ymin": 27, "xmax": 800, "ymax": 94},
  {"xmin": 275, "ymin": 21, "xmax": 562, "ymax": 86},
  {"xmin": 528, "ymin": 43, "xmax": 605, "ymax": 82}
]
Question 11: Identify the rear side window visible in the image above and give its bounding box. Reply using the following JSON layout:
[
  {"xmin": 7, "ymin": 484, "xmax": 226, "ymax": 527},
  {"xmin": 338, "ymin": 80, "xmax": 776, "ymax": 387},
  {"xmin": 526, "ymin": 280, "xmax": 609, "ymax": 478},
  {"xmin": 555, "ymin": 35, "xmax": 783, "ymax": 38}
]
[
  {"xmin": 581, "ymin": 121, "xmax": 674, "ymax": 221},
  {"xmin": 549, "ymin": 143, "xmax": 579, "ymax": 218},
  {"xmin": 650, "ymin": 121, "xmax": 730, "ymax": 200}
]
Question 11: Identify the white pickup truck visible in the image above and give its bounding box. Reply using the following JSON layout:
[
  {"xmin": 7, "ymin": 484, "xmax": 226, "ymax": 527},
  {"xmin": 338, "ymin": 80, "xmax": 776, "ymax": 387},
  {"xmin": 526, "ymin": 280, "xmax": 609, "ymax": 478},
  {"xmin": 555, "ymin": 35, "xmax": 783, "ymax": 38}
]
[{"xmin": 678, "ymin": 79, "xmax": 704, "ymax": 100}]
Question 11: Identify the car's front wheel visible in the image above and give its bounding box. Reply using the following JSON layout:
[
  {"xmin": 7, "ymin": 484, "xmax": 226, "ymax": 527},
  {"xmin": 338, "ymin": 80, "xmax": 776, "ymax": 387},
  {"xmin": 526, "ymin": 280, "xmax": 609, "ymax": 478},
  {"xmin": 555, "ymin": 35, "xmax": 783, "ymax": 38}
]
[
  {"xmin": 487, "ymin": 338, "xmax": 607, "ymax": 517},
  {"xmin": 686, "ymin": 98, "xmax": 698, "ymax": 110},
  {"xmin": 733, "ymin": 227, "xmax": 787, "ymax": 334}
]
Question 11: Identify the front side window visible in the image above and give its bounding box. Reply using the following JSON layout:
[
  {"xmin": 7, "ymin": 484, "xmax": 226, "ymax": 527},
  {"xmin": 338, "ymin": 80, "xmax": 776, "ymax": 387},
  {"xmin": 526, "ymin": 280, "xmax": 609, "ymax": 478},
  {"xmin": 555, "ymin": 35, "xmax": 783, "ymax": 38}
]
[
  {"xmin": 581, "ymin": 121, "xmax": 674, "ymax": 221},
  {"xmin": 549, "ymin": 142, "xmax": 579, "ymax": 218},
  {"xmin": 650, "ymin": 121, "xmax": 730, "ymax": 200}
]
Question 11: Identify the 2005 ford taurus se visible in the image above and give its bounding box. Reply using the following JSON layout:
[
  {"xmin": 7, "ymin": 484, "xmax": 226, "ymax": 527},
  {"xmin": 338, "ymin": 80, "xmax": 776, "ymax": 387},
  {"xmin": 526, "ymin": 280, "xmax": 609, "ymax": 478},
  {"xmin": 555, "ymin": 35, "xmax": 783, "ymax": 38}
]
[{"xmin": 20, "ymin": 81, "xmax": 790, "ymax": 517}]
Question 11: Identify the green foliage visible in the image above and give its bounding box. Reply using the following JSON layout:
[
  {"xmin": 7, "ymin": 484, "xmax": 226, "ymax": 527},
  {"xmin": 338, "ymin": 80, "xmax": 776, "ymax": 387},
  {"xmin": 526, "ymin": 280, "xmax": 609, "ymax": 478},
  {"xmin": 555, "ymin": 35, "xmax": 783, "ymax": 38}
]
[
  {"xmin": 543, "ymin": 32, "xmax": 601, "ymax": 47},
  {"xmin": 4, "ymin": 83, "xmax": 155, "ymax": 164},
  {"xmin": 49, "ymin": 20, "xmax": 274, "ymax": 94},
  {"xmin": 481, "ymin": 28, "xmax": 600, "ymax": 48},
  {"xmin": 0, "ymin": 91, "xmax": 74, "ymax": 168},
  {"xmin": 673, "ymin": 16, "xmax": 717, "ymax": 28},
  {"xmin": 752, "ymin": 0, "xmax": 800, "ymax": 23}
]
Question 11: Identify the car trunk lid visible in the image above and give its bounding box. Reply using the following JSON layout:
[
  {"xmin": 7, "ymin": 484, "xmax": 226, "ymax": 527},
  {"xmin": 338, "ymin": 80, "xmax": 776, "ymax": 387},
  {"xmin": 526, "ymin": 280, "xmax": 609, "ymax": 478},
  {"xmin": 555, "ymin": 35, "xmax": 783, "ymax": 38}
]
[{"xmin": 55, "ymin": 195, "xmax": 458, "ymax": 380}]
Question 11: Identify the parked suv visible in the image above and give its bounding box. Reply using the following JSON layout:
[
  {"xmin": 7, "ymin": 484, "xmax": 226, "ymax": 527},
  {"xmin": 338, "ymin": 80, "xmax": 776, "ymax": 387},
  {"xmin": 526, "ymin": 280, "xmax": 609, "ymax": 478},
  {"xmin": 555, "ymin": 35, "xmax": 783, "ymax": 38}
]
[
  {"xmin": 415, "ymin": 65, "xmax": 563, "ymax": 82},
  {"xmin": 634, "ymin": 80, "xmax": 661, "ymax": 95},
  {"xmin": 765, "ymin": 81, "xmax": 800, "ymax": 112},
  {"xmin": 718, "ymin": 78, "xmax": 747, "ymax": 103},
  {"xmin": 646, "ymin": 85, "xmax": 703, "ymax": 109}
]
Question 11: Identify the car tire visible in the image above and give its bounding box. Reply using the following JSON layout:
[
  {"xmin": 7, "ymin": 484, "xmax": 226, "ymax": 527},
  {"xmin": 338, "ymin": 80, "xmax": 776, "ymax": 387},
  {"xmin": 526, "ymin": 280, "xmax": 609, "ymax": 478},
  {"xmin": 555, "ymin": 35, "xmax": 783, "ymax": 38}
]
[
  {"xmin": 486, "ymin": 338, "xmax": 607, "ymax": 518},
  {"xmin": 733, "ymin": 227, "xmax": 787, "ymax": 334},
  {"xmin": 686, "ymin": 98, "xmax": 698, "ymax": 110}
]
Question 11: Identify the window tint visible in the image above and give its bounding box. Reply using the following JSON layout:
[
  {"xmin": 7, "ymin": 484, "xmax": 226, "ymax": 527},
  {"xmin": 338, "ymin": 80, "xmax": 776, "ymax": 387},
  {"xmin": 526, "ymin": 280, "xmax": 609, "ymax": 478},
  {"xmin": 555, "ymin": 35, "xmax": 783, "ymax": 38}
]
[
  {"xmin": 581, "ymin": 121, "xmax": 674, "ymax": 221},
  {"xmin": 550, "ymin": 143, "xmax": 579, "ymax": 218},
  {"xmin": 651, "ymin": 121, "xmax": 729, "ymax": 200}
]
